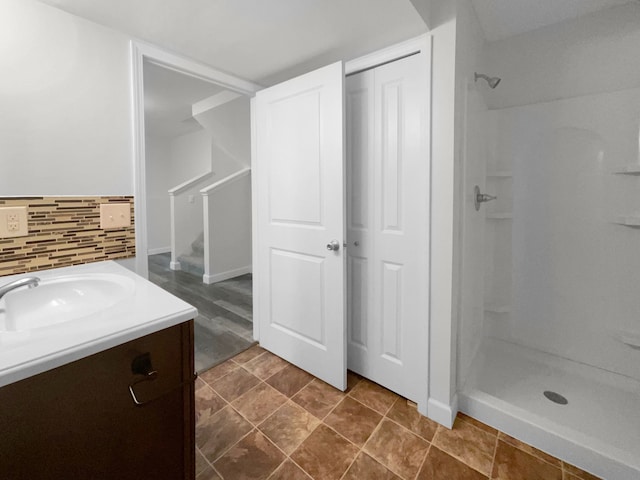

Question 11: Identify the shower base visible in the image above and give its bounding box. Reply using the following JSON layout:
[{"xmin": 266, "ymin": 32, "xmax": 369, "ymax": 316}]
[{"xmin": 460, "ymin": 338, "xmax": 640, "ymax": 479}]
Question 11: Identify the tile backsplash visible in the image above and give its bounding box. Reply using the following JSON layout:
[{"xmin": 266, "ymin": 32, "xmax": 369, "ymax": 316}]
[{"xmin": 0, "ymin": 196, "xmax": 135, "ymax": 276}]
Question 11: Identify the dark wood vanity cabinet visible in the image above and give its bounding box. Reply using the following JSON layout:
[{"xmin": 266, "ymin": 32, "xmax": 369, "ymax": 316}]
[{"xmin": 0, "ymin": 321, "xmax": 195, "ymax": 480}]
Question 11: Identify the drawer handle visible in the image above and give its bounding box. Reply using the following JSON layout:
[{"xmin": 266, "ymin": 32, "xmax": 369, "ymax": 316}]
[
  {"xmin": 129, "ymin": 371, "xmax": 159, "ymax": 406},
  {"xmin": 129, "ymin": 372, "xmax": 197, "ymax": 407}
]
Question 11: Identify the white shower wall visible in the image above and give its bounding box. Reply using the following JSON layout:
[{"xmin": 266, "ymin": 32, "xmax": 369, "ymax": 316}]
[{"xmin": 487, "ymin": 87, "xmax": 640, "ymax": 381}]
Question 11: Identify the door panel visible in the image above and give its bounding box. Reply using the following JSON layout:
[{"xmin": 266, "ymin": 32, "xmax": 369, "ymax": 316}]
[
  {"xmin": 254, "ymin": 62, "xmax": 346, "ymax": 391},
  {"xmin": 346, "ymin": 69, "xmax": 374, "ymax": 366},
  {"xmin": 347, "ymin": 46, "xmax": 430, "ymax": 403}
]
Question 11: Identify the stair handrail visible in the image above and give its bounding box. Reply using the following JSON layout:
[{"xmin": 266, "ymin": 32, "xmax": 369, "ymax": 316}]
[
  {"xmin": 200, "ymin": 167, "xmax": 251, "ymax": 196},
  {"xmin": 169, "ymin": 171, "xmax": 215, "ymax": 196}
]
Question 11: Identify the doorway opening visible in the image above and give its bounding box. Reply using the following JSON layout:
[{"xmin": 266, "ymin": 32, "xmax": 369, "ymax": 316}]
[{"xmin": 132, "ymin": 43, "xmax": 260, "ymax": 372}]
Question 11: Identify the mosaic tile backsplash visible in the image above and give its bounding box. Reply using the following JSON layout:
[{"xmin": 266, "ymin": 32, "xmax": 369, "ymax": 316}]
[{"xmin": 0, "ymin": 196, "xmax": 135, "ymax": 276}]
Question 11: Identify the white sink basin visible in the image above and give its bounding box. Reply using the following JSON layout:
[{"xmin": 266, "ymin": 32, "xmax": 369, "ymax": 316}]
[{"xmin": 1, "ymin": 273, "xmax": 135, "ymax": 332}]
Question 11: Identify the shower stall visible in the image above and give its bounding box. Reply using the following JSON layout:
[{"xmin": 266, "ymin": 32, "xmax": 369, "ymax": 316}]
[{"xmin": 456, "ymin": 3, "xmax": 640, "ymax": 479}]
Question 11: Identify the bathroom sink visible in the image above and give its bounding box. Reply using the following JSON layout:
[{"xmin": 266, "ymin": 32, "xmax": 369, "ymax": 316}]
[{"xmin": 0, "ymin": 273, "xmax": 135, "ymax": 332}]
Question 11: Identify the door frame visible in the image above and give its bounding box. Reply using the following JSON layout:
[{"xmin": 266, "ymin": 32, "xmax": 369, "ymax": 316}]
[{"xmin": 130, "ymin": 40, "xmax": 261, "ymax": 278}]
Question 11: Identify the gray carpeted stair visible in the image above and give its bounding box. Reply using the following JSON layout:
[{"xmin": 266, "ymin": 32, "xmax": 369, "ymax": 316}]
[{"xmin": 178, "ymin": 232, "xmax": 204, "ymax": 276}]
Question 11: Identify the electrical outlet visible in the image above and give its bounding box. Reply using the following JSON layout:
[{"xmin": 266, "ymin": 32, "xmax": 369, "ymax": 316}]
[
  {"xmin": 99, "ymin": 203, "xmax": 131, "ymax": 229},
  {"xmin": 0, "ymin": 206, "xmax": 28, "ymax": 238}
]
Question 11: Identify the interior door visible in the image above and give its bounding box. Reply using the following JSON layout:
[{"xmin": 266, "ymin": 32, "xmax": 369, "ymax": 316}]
[
  {"xmin": 346, "ymin": 49, "xmax": 430, "ymax": 403},
  {"xmin": 253, "ymin": 62, "xmax": 346, "ymax": 390}
]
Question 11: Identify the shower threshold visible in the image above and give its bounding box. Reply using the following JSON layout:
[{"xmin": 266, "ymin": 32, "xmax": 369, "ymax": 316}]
[{"xmin": 459, "ymin": 338, "xmax": 640, "ymax": 480}]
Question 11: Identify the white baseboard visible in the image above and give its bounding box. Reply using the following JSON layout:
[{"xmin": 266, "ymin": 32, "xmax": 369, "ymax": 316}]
[
  {"xmin": 427, "ymin": 394, "xmax": 458, "ymax": 428},
  {"xmin": 169, "ymin": 261, "xmax": 181, "ymax": 271},
  {"xmin": 203, "ymin": 265, "xmax": 251, "ymax": 284},
  {"xmin": 148, "ymin": 247, "xmax": 171, "ymax": 255}
]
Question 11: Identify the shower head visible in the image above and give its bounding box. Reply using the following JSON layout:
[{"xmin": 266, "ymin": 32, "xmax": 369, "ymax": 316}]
[{"xmin": 474, "ymin": 72, "xmax": 501, "ymax": 89}]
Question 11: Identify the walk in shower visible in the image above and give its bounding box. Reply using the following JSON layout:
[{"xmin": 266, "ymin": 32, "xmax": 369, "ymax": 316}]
[{"xmin": 457, "ymin": 3, "xmax": 640, "ymax": 478}]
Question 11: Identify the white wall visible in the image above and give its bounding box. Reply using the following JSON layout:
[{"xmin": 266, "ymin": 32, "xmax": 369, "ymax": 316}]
[
  {"xmin": 476, "ymin": 4, "xmax": 640, "ymax": 380},
  {"xmin": 204, "ymin": 173, "xmax": 252, "ymax": 283},
  {"xmin": 0, "ymin": 0, "xmax": 133, "ymax": 196},
  {"xmin": 482, "ymin": 3, "xmax": 640, "ymax": 110},
  {"xmin": 424, "ymin": 0, "xmax": 457, "ymax": 427},
  {"xmin": 492, "ymin": 88, "xmax": 640, "ymax": 381},
  {"xmin": 453, "ymin": 0, "xmax": 488, "ymax": 391},
  {"xmin": 145, "ymin": 135, "xmax": 172, "ymax": 253},
  {"xmin": 169, "ymin": 130, "xmax": 211, "ymax": 184},
  {"xmin": 194, "ymin": 95, "xmax": 252, "ymax": 175}
]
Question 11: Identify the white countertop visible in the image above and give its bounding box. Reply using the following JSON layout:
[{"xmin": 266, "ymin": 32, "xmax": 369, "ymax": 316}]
[{"xmin": 0, "ymin": 261, "xmax": 197, "ymax": 388}]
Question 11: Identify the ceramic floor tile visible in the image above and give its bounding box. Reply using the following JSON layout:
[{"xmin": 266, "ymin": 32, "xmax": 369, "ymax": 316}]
[
  {"xmin": 290, "ymin": 424, "xmax": 359, "ymax": 480},
  {"xmin": 232, "ymin": 382, "xmax": 288, "ymax": 425},
  {"xmin": 259, "ymin": 402, "xmax": 321, "ymax": 454},
  {"xmin": 233, "ymin": 345, "xmax": 267, "ymax": 364},
  {"xmin": 562, "ymin": 463, "xmax": 602, "ymax": 480},
  {"xmin": 457, "ymin": 413, "xmax": 498, "ymax": 435},
  {"xmin": 196, "ymin": 466, "xmax": 222, "ymax": 479},
  {"xmin": 346, "ymin": 370, "xmax": 363, "ymax": 393},
  {"xmin": 363, "ymin": 418, "xmax": 430, "ymax": 479},
  {"xmin": 292, "ymin": 379, "xmax": 345, "ymax": 419},
  {"xmin": 324, "ymin": 396, "xmax": 382, "ymax": 446},
  {"xmin": 195, "ymin": 383, "xmax": 227, "ymax": 424},
  {"xmin": 196, "ymin": 448, "xmax": 211, "ymax": 476},
  {"xmin": 265, "ymin": 364, "xmax": 314, "ymax": 397},
  {"xmin": 268, "ymin": 460, "xmax": 312, "ymax": 480},
  {"xmin": 342, "ymin": 452, "xmax": 401, "ymax": 480},
  {"xmin": 498, "ymin": 432, "xmax": 561, "ymax": 467},
  {"xmin": 432, "ymin": 418, "xmax": 497, "ymax": 476},
  {"xmin": 213, "ymin": 430, "xmax": 285, "ymax": 480},
  {"xmin": 417, "ymin": 446, "xmax": 488, "ymax": 480},
  {"xmin": 492, "ymin": 441, "xmax": 562, "ymax": 480},
  {"xmin": 196, "ymin": 405, "xmax": 253, "ymax": 463},
  {"xmin": 243, "ymin": 351, "xmax": 289, "ymax": 380},
  {"xmin": 348, "ymin": 378, "xmax": 399, "ymax": 415},
  {"xmin": 210, "ymin": 366, "xmax": 261, "ymax": 402},
  {"xmin": 386, "ymin": 398, "xmax": 438, "ymax": 442},
  {"xmin": 199, "ymin": 359, "xmax": 239, "ymax": 384}
]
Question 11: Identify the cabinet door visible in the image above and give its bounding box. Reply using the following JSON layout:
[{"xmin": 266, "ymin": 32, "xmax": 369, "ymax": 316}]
[
  {"xmin": 0, "ymin": 322, "xmax": 195, "ymax": 480},
  {"xmin": 253, "ymin": 62, "xmax": 347, "ymax": 390}
]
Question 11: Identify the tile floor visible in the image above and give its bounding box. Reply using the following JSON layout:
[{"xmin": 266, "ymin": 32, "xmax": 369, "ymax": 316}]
[
  {"xmin": 195, "ymin": 346, "xmax": 601, "ymax": 480},
  {"xmin": 148, "ymin": 253, "xmax": 254, "ymax": 371}
]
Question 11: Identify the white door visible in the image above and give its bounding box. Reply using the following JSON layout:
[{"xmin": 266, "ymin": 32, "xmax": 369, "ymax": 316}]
[
  {"xmin": 253, "ymin": 62, "xmax": 346, "ymax": 390},
  {"xmin": 346, "ymin": 49, "xmax": 430, "ymax": 402}
]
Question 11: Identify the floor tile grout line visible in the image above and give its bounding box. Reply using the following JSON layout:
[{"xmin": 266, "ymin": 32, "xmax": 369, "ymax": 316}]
[
  {"xmin": 497, "ymin": 433, "xmax": 563, "ymax": 470},
  {"xmin": 488, "ymin": 431, "xmax": 500, "ymax": 480},
  {"xmin": 201, "ymin": 358, "xmax": 429, "ymax": 479},
  {"xmin": 413, "ymin": 443, "xmax": 432, "ymax": 480}
]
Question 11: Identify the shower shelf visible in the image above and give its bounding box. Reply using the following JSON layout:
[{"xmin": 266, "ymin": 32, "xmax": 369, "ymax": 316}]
[
  {"xmin": 613, "ymin": 215, "xmax": 640, "ymax": 227},
  {"xmin": 484, "ymin": 303, "xmax": 510, "ymax": 314},
  {"xmin": 486, "ymin": 212, "xmax": 512, "ymax": 219},
  {"xmin": 611, "ymin": 164, "xmax": 640, "ymax": 175},
  {"xmin": 486, "ymin": 170, "xmax": 512, "ymax": 178}
]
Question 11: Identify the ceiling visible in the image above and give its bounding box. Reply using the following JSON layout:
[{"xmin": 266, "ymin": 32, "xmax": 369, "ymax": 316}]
[
  {"xmin": 470, "ymin": 0, "xmax": 636, "ymax": 42},
  {"xmin": 36, "ymin": 0, "xmax": 428, "ymax": 85},
  {"xmin": 143, "ymin": 61, "xmax": 226, "ymax": 138}
]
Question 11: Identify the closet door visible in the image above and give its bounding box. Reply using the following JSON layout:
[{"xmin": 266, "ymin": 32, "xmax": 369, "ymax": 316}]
[
  {"xmin": 253, "ymin": 62, "xmax": 347, "ymax": 391},
  {"xmin": 347, "ymin": 49, "xmax": 430, "ymax": 403}
]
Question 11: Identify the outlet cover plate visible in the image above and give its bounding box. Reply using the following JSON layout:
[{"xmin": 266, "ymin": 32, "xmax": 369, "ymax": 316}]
[
  {"xmin": 0, "ymin": 206, "xmax": 28, "ymax": 238},
  {"xmin": 100, "ymin": 203, "xmax": 131, "ymax": 229}
]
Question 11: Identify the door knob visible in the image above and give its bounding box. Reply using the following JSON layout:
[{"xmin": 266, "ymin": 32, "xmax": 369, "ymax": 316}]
[{"xmin": 326, "ymin": 240, "xmax": 340, "ymax": 251}]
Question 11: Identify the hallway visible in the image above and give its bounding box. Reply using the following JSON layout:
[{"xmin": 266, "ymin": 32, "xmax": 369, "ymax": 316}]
[{"xmin": 148, "ymin": 253, "xmax": 254, "ymax": 372}]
